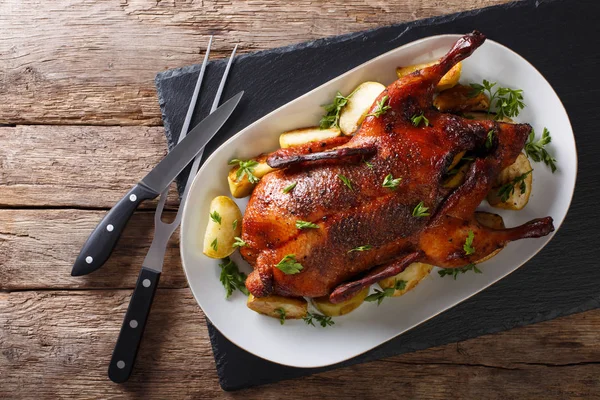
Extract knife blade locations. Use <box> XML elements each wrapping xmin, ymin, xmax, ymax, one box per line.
<box><xmin>71</xmin><ymin>91</ymin><xmax>243</xmax><ymax>277</ymax></box>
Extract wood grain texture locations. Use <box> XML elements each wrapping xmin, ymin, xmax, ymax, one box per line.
<box><xmin>0</xmin><ymin>209</ymin><xmax>187</xmax><ymax>291</ymax></box>
<box><xmin>0</xmin><ymin>126</ymin><xmax>180</xmax><ymax>208</ymax></box>
<box><xmin>1</xmin><ymin>289</ymin><xmax>599</xmax><ymax>399</ymax></box>
<box><xmin>0</xmin><ymin>0</ymin><xmax>510</xmax><ymax>126</ymax></box>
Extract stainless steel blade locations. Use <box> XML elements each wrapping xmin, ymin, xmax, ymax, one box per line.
<box><xmin>140</xmin><ymin>91</ymin><xmax>243</xmax><ymax>194</ymax></box>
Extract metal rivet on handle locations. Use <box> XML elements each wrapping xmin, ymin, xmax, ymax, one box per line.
<box><xmin>85</xmin><ymin>256</ymin><xmax>93</xmax><ymax>264</ymax></box>
<box><xmin>129</xmin><ymin>194</ymin><xmax>137</xmax><ymax>202</ymax></box>
<box><xmin>106</xmin><ymin>224</ymin><xmax>114</xmax><ymax>232</ymax></box>
<box><xmin>116</xmin><ymin>360</ymin><xmax>125</xmax><ymax>369</ymax></box>
<box><xmin>142</xmin><ymin>279</ymin><xmax>151</xmax><ymax>288</ymax></box>
<box><xmin>129</xmin><ymin>320</ymin><xmax>138</xmax><ymax>328</ymax></box>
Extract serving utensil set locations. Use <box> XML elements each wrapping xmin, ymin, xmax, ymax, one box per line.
<box><xmin>71</xmin><ymin>37</ymin><xmax>241</xmax><ymax>383</ymax></box>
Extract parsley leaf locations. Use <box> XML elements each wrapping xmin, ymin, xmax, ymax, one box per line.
<box><xmin>296</xmin><ymin>220</ymin><xmax>319</xmax><ymax>230</ymax></box>
<box><xmin>209</xmin><ymin>210</ymin><xmax>222</xmax><ymax>225</ymax></box>
<box><xmin>524</xmin><ymin>128</ymin><xmax>557</xmax><ymax>173</ymax></box>
<box><xmin>469</xmin><ymin>79</ymin><xmax>525</xmax><ymax>120</ymax></box>
<box><xmin>275</xmin><ymin>308</ymin><xmax>286</xmax><ymax>325</ymax></box>
<box><xmin>412</xmin><ymin>201</ymin><xmax>430</xmax><ymax>217</ymax></box>
<box><xmin>275</xmin><ymin>254</ymin><xmax>303</xmax><ymax>275</ymax></box>
<box><xmin>218</xmin><ymin>257</ymin><xmax>249</xmax><ymax>298</ymax></box>
<box><xmin>320</xmin><ymin>91</ymin><xmax>351</xmax><ymax>129</ymax></box>
<box><xmin>364</xmin><ymin>159</ymin><xmax>374</xmax><ymax>169</ymax></box>
<box><xmin>463</xmin><ymin>230</ymin><xmax>475</xmax><ymax>255</ymax></box>
<box><xmin>365</xmin><ymin>280</ymin><xmax>407</xmax><ymax>305</ymax></box>
<box><xmin>348</xmin><ymin>245</ymin><xmax>373</xmax><ymax>253</ymax></box>
<box><xmin>229</xmin><ymin>158</ymin><xmax>260</xmax><ymax>184</ymax></box>
<box><xmin>303</xmin><ymin>312</ymin><xmax>335</xmax><ymax>328</ymax></box>
<box><xmin>232</xmin><ymin>219</ymin><xmax>238</xmax><ymax>230</ymax></box>
<box><xmin>232</xmin><ymin>236</ymin><xmax>247</xmax><ymax>248</ymax></box>
<box><xmin>497</xmin><ymin>169</ymin><xmax>533</xmax><ymax>202</ymax></box>
<box><xmin>367</xmin><ymin>95</ymin><xmax>391</xmax><ymax>118</ymax></box>
<box><xmin>485</xmin><ymin>130</ymin><xmax>494</xmax><ymax>150</ymax></box>
<box><xmin>438</xmin><ymin>263</ymin><xmax>482</xmax><ymax>280</ymax></box>
<box><xmin>210</xmin><ymin>238</ymin><xmax>218</xmax><ymax>251</ymax></box>
<box><xmin>382</xmin><ymin>173</ymin><xmax>402</xmax><ymax>189</ymax></box>
<box><xmin>410</xmin><ymin>112</ymin><xmax>430</xmax><ymax>127</ymax></box>
<box><xmin>283</xmin><ymin>182</ymin><xmax>297</xmax><ymax>193</ymax></box>
<box><xmin>338</xmin><ymin>174</ymin><xmax>353</xmax><ymax>190</ymax></box>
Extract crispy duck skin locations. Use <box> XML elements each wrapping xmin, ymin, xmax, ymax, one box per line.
<box><xmin>240</xmin><ymin>31</ymin><xmax>554</xmax><ymax>303</ymax></box>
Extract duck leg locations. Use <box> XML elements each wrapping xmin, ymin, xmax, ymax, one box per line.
<box><xmin>329</xmin><ymin>251</ymin><xmax>422</xmax><ymax>303</ymax></box>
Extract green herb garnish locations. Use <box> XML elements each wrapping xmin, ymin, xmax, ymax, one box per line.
<box><xmin>438</xmin><ymin>263</ymin><xmax>482</xmax><ymax>280</ymax></box>
<box><xmin>412</xmin><ymin>201</ymin><xmax>430</xmax><ymax>217</ymax></box>
<box><xmin>210</xmin><ymin>210</ymin><xmax>222</xmax><ymax>225</ymax></box>
<box><xmin>524</xmin><ymin>128</ymin><xmax>557</xmax><ymax>173</ymax></box>
<box><xmin>296</xmin><ymin>220</ymin><xmax>319</xmax><ymax>230</ymax></box>
<box><xmin>410</xmin><ymin>112</ymin><xmax>430</xmax><ymax>127</ymax></box>
<box><xmin>338</xmin><ymin>174</ymin><xmax>353</xmax><ymax>190</ymax></box>
<box><xmin>364</xmin><ymin>160</ymin><xmax>374</xmax><ymax>169</ymax></box>
<box><xmin>367</xmin><ymin>95</ymin><xmax>391</xmax><ymax>118</ymax></box>
<box><xmin>275</xmin><ymin>308</ymin><xmax>286</xmax><ymax>325</ymax></box>
<box><xmin>320</xmin><ymin>91</ymin><xmax>351</xmax><ymax>129</ymax></box>
<box><xmin>382</xmin><ymin>173</ymin><xmax>402</xmax><ymax>189</ymax></box>
<box><xmin>497</xmin><ymin>170</ymin><xmax>533</xmax><ymax>202</ymax></box>
<box><xmin>283</xmin><ymin>182</ymin><xmax>297</xmax><ymax>193</ymax></box>
<box><xmin>232</xmin><ymin>219</ymin><xmax>238</xmax><ymax>230</ymax></box>
<box><xmin>233</xmin><ymin>236</ymin><xmax>247</xmax><ymax>248</ymax></box>
<box><xmin>219</xmin><ymin>257</ymin><xmax>249</xmax><ymax>298</ymax></box>
<box><xmin>303</xmin><ymin>312</ymin><xmax>335</xmax><ymax>328</ymax></box>
<box><xmin>348</xmin><ymin>245</ymin><xmax>373</xmax><ymax>253</ymax></box>
<box><xmin>469</xmin><ymin>79</ymin><xmax>525</xmax><ymax>120</ymax></box>
<box><xmin>210</xmin><ymin>238</ymin><xmax>218</xmax><ymax>251</ymax></box>
<box><xmin>275</xmin><ymin>254</ymin><xmax>304</xmax><ymax>275</ymax></box>
<box><xmin>365</xmin><ymin>280</ymin><xmax>407</xmax><ymax>305</ymax></box>
<box><xmin>229</xmin><ymin>158</ymin><xmax>260</xmax><ymax>183</ymax></box>
<box><xmin>485</xmin><ymin>130</ymin><xmax>494</xmax><ymax>150</ymax></box>
<box><xmin>463</xmin><ymin>230</ymin><xmax>475</xmax><ymax>255</ymax></box>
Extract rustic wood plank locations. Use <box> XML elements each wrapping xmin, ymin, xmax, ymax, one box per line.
<box><xmin>0</xmin><ymin>209</ymin><xmax>187</xmax><ymax>290</ymax></box>
<box><xmin>1</xmin><ymin>289</ymin><xmax>599</xmax><ymax>398</ymax></box>
<box><xmin>0</xmin><ymin>125</ymin><xmax>179</xmax><ymax>208</ymax></box>
<box><xmin>0</xmin><ymin>0</ymin><xmax>510</xmax><ymax>126</ymax></box>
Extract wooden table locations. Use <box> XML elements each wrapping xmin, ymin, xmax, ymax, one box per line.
<box><xmin>2</xmin><ymin>1</ymin><xmax>599</xmax><ymax>398</ymax></box>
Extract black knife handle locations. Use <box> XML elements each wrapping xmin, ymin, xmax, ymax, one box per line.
<box><xmin>108</xmin><ymin>267</ymin><xmax>160</xmax><ymax>383</ymax></box>
<box><xmin>71</xmin><ymin>184</ymin><xmax>158</xmax><ymax>276</ymax></box>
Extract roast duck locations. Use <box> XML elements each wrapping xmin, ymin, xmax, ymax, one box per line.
<box><xmin>240</xmin><ymin>31</ymin><xmax>554</xmax><ymax>303</ymax></box>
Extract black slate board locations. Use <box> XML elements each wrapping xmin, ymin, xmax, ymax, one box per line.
<box><xmin>155</xmin><ymin>0</ymin><xmax>600</xmax><ymax>391</ymax></box>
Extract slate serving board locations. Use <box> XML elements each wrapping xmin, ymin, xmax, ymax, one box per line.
<box><xmin>155</xmin><ymin>0</ymin><xmax>600</xmax><ymax>391</ymax></box>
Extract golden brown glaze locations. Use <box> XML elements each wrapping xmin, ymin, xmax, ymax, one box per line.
<box><xmin>240</xmin><ymin>31</ymin><xmax>554</xmax><ymax>303</ymax></box>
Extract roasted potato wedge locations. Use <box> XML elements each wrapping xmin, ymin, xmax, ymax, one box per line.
<box><xmin>487</xmin><ymin>153</ymin><xmax>533</xmax><ymax>210</ymax></box>
<box><xmin>447</xmin><ymin>151</ymin><xmax>466</xmax><ymax>172</ymax></box>
<box><xmin>434</xmin><ymin>84</ymin><xmax>490</xmax><ymax>113</ymax></box>
<box><xmin>228</xmin><ymin>154</ymin><xmax>276</xmax><ymax>198</ymax></box>
<box><xmin>311</xmin><ymin>286</ymin><xmax>369</xmax><ymax>317</ymax></box>
<box><xmin>474</xmin><ymin>211</ymin><xmax>506</xmax><ymax>263</ymax></box>
<box><xmin>396</xmin><ymin>61</ymin><xmax>462</xmax><ymax>91</ymax></box>
<box><xmin>378</xmin><ymin>262</ymin><xmax>433</xmax><ymax>297</ymax></box>
<box><xmin>463</xmin><ymin>111</ymin><xmax>514</xmax><ymax>123</ymax></box>
<box><xmin>279</xmin><ymin>127</ymin><xmax>341</xmax><ymax>148</ymax></box>
<box><xmin>202</xmin><ymin>196</ymin><xmax>243</xmax><ymax>259</ymax></box>
<box><xmin>443</xmin><ymin>162</ymin><xmax>470</xmax><ymax>189</ymax></box>
<box><xmin>339</xmin><ymin>81</ymin><xmax>386</xmax><ymax>135</ymax></box>
<box><xmin>247</xmin><ymin>294</ymin><xmax>308</xmax><ymax>320</ymax></box>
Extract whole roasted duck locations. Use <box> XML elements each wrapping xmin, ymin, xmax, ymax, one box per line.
<box><xmin>241</xmin><ymin>31</ymin><xmax>554</xmax><ymax>303</ymax></box>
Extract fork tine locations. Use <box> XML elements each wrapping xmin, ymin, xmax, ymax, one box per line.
<box><xmin>210</xmin><ymin>44</ymin><xmax>238</xmax><ymax>113</ymax></box>
<box><xmin>178</xmin><ymin>35</ymin><xmax>213</xmax><ymax>145</ymax></box>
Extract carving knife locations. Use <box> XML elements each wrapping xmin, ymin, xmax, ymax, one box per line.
<box><xmin>71</xmin><ymin>91</ymin><xmax>243</xmax><ymax>276</ymax></box>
